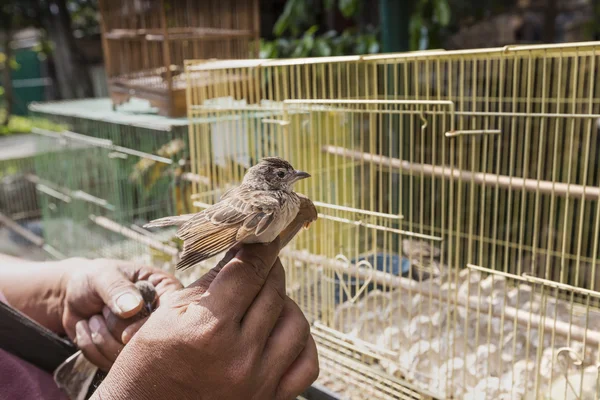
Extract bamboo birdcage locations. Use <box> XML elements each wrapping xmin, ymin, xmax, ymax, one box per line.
<box><xmin>98</xmin><ymin>0</ymin><xmax>260</xmax><ymax>117</ymax></box>
<box><xmin>185</xmin><ymin>42</ymin><xmax>600</xmax><ymax>399</ymax></box>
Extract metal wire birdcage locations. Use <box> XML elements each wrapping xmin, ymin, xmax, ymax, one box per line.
<box><xmin>0</xmin><ymin>135</ymin><xmax>53</xmax><ymax>260</ymax></box>
<box><xmin>99</xmin><ymin>0</ymin><xmax>260</xmax><ymax>117</ymax></box>
<box><xmin>184</xmin><ymin>42</ymin><xmax>600</xmax><ymax>399</ymax></box>
<box><xmin>0</xmin><ymin>99</ymin><xmax>204</xmax><ymax>284</ymax></box>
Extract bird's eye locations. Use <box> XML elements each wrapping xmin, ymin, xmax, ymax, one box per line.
<box><xmin>277</xmin><ymin>170</ymin><xmax>286</xmax><ymax>178</ymax></box>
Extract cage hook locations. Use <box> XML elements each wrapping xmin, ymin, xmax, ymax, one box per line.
<box><xmin>556</xmin><ymin>347</ymin><xmax>584</xmax><ymax>367</ymax></box>
<box><xmin>419</xmin><ymin>108</ymin><xmax>428</xmax><ymax>135</ymax></box>
<box><xmin>334</xmin><ymin>254</ymin><xmax>374</xmax><ymax>304</ymax></box>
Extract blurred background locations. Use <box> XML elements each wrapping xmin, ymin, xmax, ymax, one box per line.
<box><xmin>1</xmin><ymin>0</ymin><xmax>599</xmax><ymax>131</ymax></box>
<box><xmin>2</xmin><ymin>2</ymin><xmax>600</xmax><ymax>399</ymax></box>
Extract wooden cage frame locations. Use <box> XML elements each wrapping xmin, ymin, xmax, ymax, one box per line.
<box><xmin>98</xmin><ymin>0</ymin><xmax>260</xmax><ymax>117</ymax></box>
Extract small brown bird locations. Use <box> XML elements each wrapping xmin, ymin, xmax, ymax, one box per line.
<box><xmin>144</xmin><ymin>157</ymin><xmax>318</xmax><ymax>270</ymax></box>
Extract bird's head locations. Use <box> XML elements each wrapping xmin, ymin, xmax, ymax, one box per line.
<box><xmin>243</xmin><ymin>157</ymin><xmax>311</xmax><ymax>192</ymax></box>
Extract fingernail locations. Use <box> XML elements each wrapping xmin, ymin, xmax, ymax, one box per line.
<box><xmin>102</xmin><ymin>306</ymin><xmax>111</xmax><ymax>320</ymax></box>
<box><xmin>75</xmin><ymin>321</ymin><xmax>86</xmax><ymax>343</ymax></box>
<box><xmin>89</xmin><ymin>316</ymin><xmax>101</xmax><ymax>335</ymax></box>
<box><xmin>115</xmin><ymin>292</ymin><xmax>142</xmax><ymax>314</ymax></box>
<box><xmin>122</xmin><ymin>330</ymin><xmax>132</xmax><ymax>345</ymax></box>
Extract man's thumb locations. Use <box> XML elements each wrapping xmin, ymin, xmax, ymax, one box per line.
<box><xmin>95</xmin><ymin>268</ymin><xmax>144</xmax><ymax>318</ymax></box>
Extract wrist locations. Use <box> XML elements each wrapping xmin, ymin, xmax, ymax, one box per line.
<box><xmin>36</xmin><ymin>258</ymin><xmax>79</xmax><ymax>335</ymax></box>
<box><xmin>0</xmin><ymin>257</ymin><xmax>76</xmax><ymax>334</ymax></box>
<box><xmin>53</xmin><ymin>257</ymin><xmax>87</xmax><ymax>333</ymax></box>
<box><xmin>92</xmin><ymin>345</ymin><xmax>169</xmax><ymax>400</ymax></box>
<box><xmin>91</xmin><ymin>370</ymin><xmax>145</xmax><ymax>400</ymax></box>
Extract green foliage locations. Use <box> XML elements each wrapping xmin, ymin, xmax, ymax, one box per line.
<box><xmin>261</xmin><ymin>26</ymin><xmax>379</xmax><ymax>59</ymax></box>
<box><xmin>0</xmin><ymin>109</ymin><xmax>66</xmax><ymax>136</ymax></box>
<box><xmin>337</xmin><ymin>0</ymin><xmax>361</xmax><ymax>18</ymax></box>
<box><xmin>67</xmin><ymin>0</ymin><xmax>100</xmax><ymax>37</ymax></box>
<box><xmin>273</xmin><ymin>0</ymin><xmax>315</xmax><ymax>37</ymax></box>
<box><xmin>0</xmin><ymin>1</ymin><xmax>38</xmax><ymax>30</ymax></box>
<box><xmin>263</xmin><ymin>0</ymin><xmax>378</xmax><ymax>59</ymax></box>
<box><xmin>409</xmin><ymin>0</ymin><xmax>452</xmax><ymax>50</ymax></box>
<box><xmin>582</xmin><ymin>0</ymin><xmax>600</xmax><ymax>39</ymax></box>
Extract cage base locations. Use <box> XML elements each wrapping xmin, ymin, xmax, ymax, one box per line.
<box><xmin>109</xmin><ymin>84</ymin><xmax>187</xmax><ymax>118</ymax></box>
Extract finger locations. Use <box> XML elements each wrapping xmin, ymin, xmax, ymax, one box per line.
<box><xmin>91</xmin><ymin>267</ymin><xmax>144</xmax><ymax>318</ymax></box>
<box><xmin>276</xmin><ymin>335</ymin><xmax>319</xmax><ymax>400</ymax></box>
<box><xmin>121</xmin><ymin>318</ymin><xmax>147</xmax><ymax>345</ymax></box>
<box><xmin>101</xmin><ymin>306</ymin><xmax>146</xmax><ymax>345</ymax></box>
<box><xmin>279</xmin><ymin>196</ymin><xmax>317</xmax><ymax>249</ymax></box>
<box><xmin>88</xmin><ymin>315</ymin><xmax>124</xmax><ymax>362</ymax></box>
<box><xmin>103</xmin><ymin>306</ymin><xmax>125</xmax><ymax>341</ymax></box>
<box><xmin>242</xmin><ymin>258</ymin><xmax>286</xmax><ymax>346</ymax></box>
<box><xmin>263</xmin><ymin>298</ymin><xmax>310</xmax><ymax>377</ymax></box>
<box><xmin>150</xmin><ymin>274</ymin><xmax>184</xmax><ymax>297</ymax></box>
<box><xmin>170</xmin><ymin>247</ymin><xmax>238</xmax><ymax>309</ymax></box>
<box><xmin>62</xmin><ymin>310</ymin><xmax>81</xmax><ymax>341</ymax></box>
<box><xmin>133</xmin><ymin>267</ymin><xmax>183</xmax><ymax>296</ymax></box>
<box><xmin>201</xmin><ymin>239</ymin><xmax>280</xmax><ymax>321</ymax></box>
<box><xmin>75</xmin><ymin>320</ymin><xmax>113</xmax><ymax>372</ymax></box>
<box><xmin>185</xmin><ymin>247</ymin><xmax>239</xmax><ymax>292</ymax></box>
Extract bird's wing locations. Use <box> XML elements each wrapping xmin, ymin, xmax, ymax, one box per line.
<box><xmin>219</xmin><ymin>186</ymin><xmax>236</xmax><ymax>200</ymax></box>
<box><xmin>206</xmin><ymin>193</ymin><xmax>318</xmax><ymax>271</ymax></box>
<box><xmin>175</xmin><ymin>187</ymin><xmax>280</xmax><ymax>270</ymax></box>
<box><xmin>279</xmin><ymin>193</ymin><xmax>318</xmax><ymax>249</ymax></box>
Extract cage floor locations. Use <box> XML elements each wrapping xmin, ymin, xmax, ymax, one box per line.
<box><xmin>312</xmin><ymin>324</ymin><xmax>431</xmax><ymax>400</ymax></box>
<box><xmin>323</xmin><ymin>257</ymin><xmax>600</xmax><ymax>400</ymax></box>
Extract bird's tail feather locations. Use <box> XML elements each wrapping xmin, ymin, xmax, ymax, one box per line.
<box><xmin>143</xmin><ymin>214</ymin><xmax>195</xmax><ymax>229</ymax></box>
<box><xmin>176</xmin><ymin>226</ymin><xmax>239</xmax><ymax>270</ymax></box>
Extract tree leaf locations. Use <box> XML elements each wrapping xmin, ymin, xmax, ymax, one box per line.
<box><xmin>409</xmin><ymin>14</ymin><xmax>423</xmax><ymax>51</ymax></box>
<box><xmin>273</xmin><ymin>0</ymin><xmax>297</xmax><ymax>36</ymax></box>
<box><xmin>338</xmin><ymin>0</ymin><xmax>359</xmax><ymax>18</ymax></box>
<box><xmin>9</xmin><ymin>58</ymin><xmax>20</xmax><ymax>70</ymax></box>
<box><xmin>289</xmin><ymin>37</ymin><xmax>308</xmax><ymax>58</ymax></box>
<box><xmin>322</xmin><ymin>30</ymin><xmax>337</xmax><ymax>40</ymax></box>
<box><xmin>305</xmin><ymin>25</ymin><xmax>319</xmax><ymax>37</ymax></box>
<box><xmin>314</xmin><ymin>39</ymin><xmax>332</xmax><ymax>57</ymax></box>
<box><xmin>367</xmin><ymin>37</ymin><xmax>379</xmax><ymax>54</ymax></box>
<box><xmin>434</xmin><ymin>0</ymin><xmax>451</xmax><ymax>26</ymax></box>
<box><xmin>259</xmin><ymin>40</ymin><xmax>276</xmax><ymax>59</ymax></box>
<box><xmin>301</xmin><ymin>35</ymin><xmax>315</xmax><ymax>55</ymax></box>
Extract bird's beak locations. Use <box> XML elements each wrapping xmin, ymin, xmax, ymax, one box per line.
<box><xmin>291</xmin><ymin>170</ymin><xmax>311</xmax><ymax>183</ymax></box>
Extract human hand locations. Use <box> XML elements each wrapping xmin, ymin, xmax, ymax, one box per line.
<box><xmin>93</xmin><ymin>239</ymin><xmax>319</xmax><ymax>400</ymax></box>
<box><xmin>60</xmin><ymin>258</ymin><xmax>183</xmax><ymax>371</ymax></box>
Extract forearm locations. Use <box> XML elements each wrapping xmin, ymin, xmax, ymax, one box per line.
<box><xmin>0</xmin><ymin>254</ymin><xmax>71</xmax><ymax>334</ymax></box>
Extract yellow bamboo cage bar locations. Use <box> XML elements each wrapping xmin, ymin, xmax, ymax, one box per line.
<box><xmin>184</xmin><ymin>42</ymin><xmax>600</xmax><ymax>399</ymax></box>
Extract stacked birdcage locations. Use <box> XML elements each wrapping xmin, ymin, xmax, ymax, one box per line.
<box><xmin>0</xmin><ymin>135</ymin><xmax>54</xmax><ymax>260</ymax></box>
<box><xmin>184</xmin><ymin>42</ymin><xmax>600</xmax><ymax>399</ymax></box>
<box><xmin>16</xmin><ymin>99</ymin><xmax>202</xmax><ymax>281</ymax></box>
<box><xmin>98</xmin><ymin>0</ymin><xmax>260</xmax><ymax>117</ymax></box>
